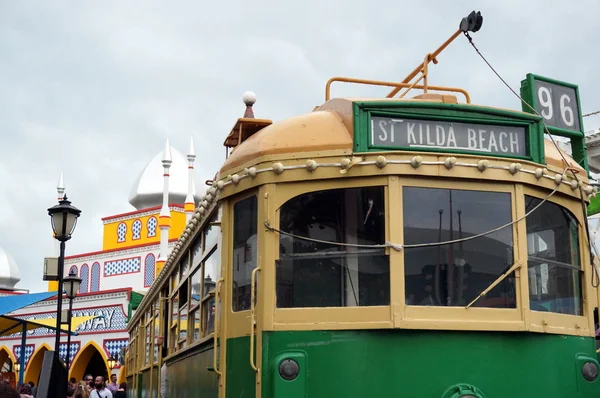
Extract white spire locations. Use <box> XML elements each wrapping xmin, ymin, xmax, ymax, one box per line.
<box><xmin>184</xmin><ymin>136</ymin><xmax>196</xmax><ymax>223</ymax></box>
<box><xmin>158</xmin><ymin>138</ymin><xmax>172</xmax><ymax>266</ymax></box>
<box><xmin>162</xmin><ymin>138</ymin><xmax>172</xmax><ymax>163</ymax></box>
<box><xmin>57</xmin><ymin>172</ymin><xmax>65</xmax><ymax>201</ymax></box>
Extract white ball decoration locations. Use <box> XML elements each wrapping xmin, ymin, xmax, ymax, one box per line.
<box><xmin>444</xmin><ymin>157</ymin><xmax>456</xmax><ymax>170</ymax></box>
<box><xmin>243</xmin><ymin>91</ymin><xmax>257</xmax><ymax>106</ymax></box>
<box><xmin>375</xmin><ymin>156</ymin><xmax>387</xmax><ymax>168</ymax></box>
<box><xmin>306</xmin><ymin>159</ymin><xmax>318</xmax><ymax>171</ymax></box>
<box><xmin>273</xmin><ymin>162</ymin><xmax>284</xmax><ymax>174</ymax></box>
<box><xmin>554</xmin><ymin>174</ymin><xmax>563</xmax><ymax>185</ymax></box>
<box><xmin>411</xmin><ymin>156</ymin><xmax>422</xmax><ymax>168</ymax></box>
<box><xmin>508</xmin><ymin>163</ymin><xmax>521</xmax><ymax>175</ymax></box>
<box><xmin>477</xmin><ymin>159</ymin><xmax>489</xmax><ymax>172</ymax></box>
<box><xmin>570</xmin><ymin>180</ymin><xmax>579</xmax><ymax>190</ymax></box>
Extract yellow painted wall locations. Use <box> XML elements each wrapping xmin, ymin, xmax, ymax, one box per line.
<box><xmin>102</xmin><ymin>210</ymin><xmax>188</xmax><ymax>251</ymax></box>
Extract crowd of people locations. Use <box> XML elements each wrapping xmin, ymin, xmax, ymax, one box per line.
<box><xmin>0</xmin><ymin>373</ymin><xmax>126</xmax><ymax>398</ymax></box>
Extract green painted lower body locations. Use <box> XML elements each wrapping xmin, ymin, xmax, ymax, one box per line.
<box><xmin>225</xmin><ymin>330</ymin><xmax>600</xmax><ymax>398</ymax></box>
<box><xmin>165</xmin><ymin>342</ymin><xmax>218</xmax><ymax>397</ymax></box>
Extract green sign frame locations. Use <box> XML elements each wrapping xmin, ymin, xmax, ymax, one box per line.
<box><xmin>520</xmin><ymin>73</ymin><xmax>588</xmax><ymax>172</ymax></box>
<box><xmin>353</xmin><ymin>101</ymin><xmax>544</xmax><ymax>163</ymax></box>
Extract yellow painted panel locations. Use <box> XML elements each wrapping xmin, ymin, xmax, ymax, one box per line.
<box><xmin>102</xmin><ymin>209</ymin><xmax>188</xmax><ymax>251</ymax></box>
<box><xmin>272</xmin><ymin>306</ymin><xmax>391</xmax><ymax>330</ymax></box>
<box><xmin>47</xmin><ymin>281</ymin><xmax>58</xmax><ymax>292</ymax></box>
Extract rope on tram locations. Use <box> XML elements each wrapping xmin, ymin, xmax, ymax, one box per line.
<box><xmin>463</xmin><ymin>32</ymin><xmax>600</xmax><ymax>288</ymax></box>
<box><xmin>264</xmin><ymin>171</ymin><xmax>565</xmax><ymax>251</ymax></box>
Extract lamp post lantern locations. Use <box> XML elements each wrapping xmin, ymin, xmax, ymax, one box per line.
<box><xmin>47</xmin><ymin>195</ymin><xmax>81</xmax><ymax>363</ymax></box>
<box><xmin>63</xmin><ymin>269</ymin><xmax>81</xmax><ymax>373</ymax></box>
<box><xmin>107</xmin><ymin>355</ymin><xmax>118</xmax><ymax>377</ymax></box>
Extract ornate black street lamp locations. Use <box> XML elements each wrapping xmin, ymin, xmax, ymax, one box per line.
<box><xmin>47</xmin><ymin>195</ymin><xmax>81</xmax><ymax>361</ymax></box>
<box><xmin>63</xmin><ymin>269</ymin><xmax>82</xmax><ymax>373</ymax></box>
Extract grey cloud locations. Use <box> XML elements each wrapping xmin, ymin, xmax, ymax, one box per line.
<box><xmin>0</xmin><ymin>1</ymin><xmax>598</xmax><ymax>292</ymax></box>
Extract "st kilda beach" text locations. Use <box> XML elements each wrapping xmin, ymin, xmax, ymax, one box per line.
<box><xmin>370</xmin><ymin>116</ymin><xmax>527</xmax><ymax>157</ymax></box>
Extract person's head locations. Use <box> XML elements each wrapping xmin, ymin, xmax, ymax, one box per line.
<box><xmin>0</xmin><ymin>381</ymin><xmax>19</xmax><ymax>398</ymax></box>
<box><xmin>28</xmin><ymin>381</ymin><xmax>34</xmax><ymax>388</ymax></box>
<box><xmin>84</xmin><ymin>374</ymin><xmax>93</xmax><ymax>384</ymax></box>
<box><xmin>75</xmin><ymin>382</ymin><xmax>90</xmax><ymax>398</ymax></box>
<box><xmin>70</xmin><ymin>377</ymin><xmax>76</xmax><ymax>384</ymax></box>
<box><xmin>19</xmin><ymin>383</ymin><xmax>32</xmax><ymax>395</ymax></box>
<box><xmin>94</xmin><ymin>376</ymin><xmax>105</xmax><ymax>390</ymax></box>
<box><xmin>119</xmin><ymin>382</ymin><xmax>127</xmax><ymax>391</ymax></box>
<box><xmin>110</xmin><ymin>374</ymin><xmax>117</xmax><ymax>383</ymax></box>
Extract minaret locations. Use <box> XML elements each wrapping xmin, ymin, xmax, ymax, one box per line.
<box><xmin>184</xmin><ymin>137</ymin><xmax>196</xmax><ymax>224</ymax></box>
<box><xmin>156</xmin><ymin>139</ymin><xmax>172</xmax><ymax>277</ymax></box>
<box><xmin>48</xmin><ymin>172</ymin><xmax>65</xmax><ymax>292</ymax></box>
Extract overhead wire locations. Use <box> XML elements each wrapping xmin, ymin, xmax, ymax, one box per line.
<box><xmin>462</xmin><ymin>31</ymin><xmax>599</xmax><ymax>287</ymax></box>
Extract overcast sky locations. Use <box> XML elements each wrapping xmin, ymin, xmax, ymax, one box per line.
<box><xmin>1</xmin><ymin>1</ymin><xmax>599</xmax><ymax>292</ymax></box>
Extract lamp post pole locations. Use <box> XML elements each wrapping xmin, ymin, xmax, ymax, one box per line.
<box><xmin>63</xmin><ymin>269</ymin><xmax>81</xmax><ymax>373</ymax></box>
<box><xmin>65</xmin><ymin>291</ymin><xmax>73</xmax><ymax>370</ymax></box>
<box><xmin>54</xmin><ymin>240</ymin><xmax>66</xmax><ymax>360</ymax></box>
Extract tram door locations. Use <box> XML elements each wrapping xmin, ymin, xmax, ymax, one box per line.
<box><xmin>224</xmin><ymin>193</ymin><xmax>263</xmax><ymax>397</ymax></box>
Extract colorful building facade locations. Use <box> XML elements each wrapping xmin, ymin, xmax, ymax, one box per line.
<box><xmin>0</xmin><ymin>138</ymin><xmax>202</xmax><ymax>385</ymax></box>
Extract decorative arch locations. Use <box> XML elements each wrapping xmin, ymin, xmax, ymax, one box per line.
<box><xmin>0</xmin><ymin>345</ymin><xmax>16</xmax><ymax>371</ymax></box>
<box><xmin>144</xmin><ymin>253</ymin><xmax>156</xmax><ymax>288</ymax></box>
<box><xmin>70</xmin><ymin>341</ymin><xmax>110</xmax><ymax>382</ymax></box>
<box><xmin>147</xmin><ymin>217</ymin><xmax>157</xmax><ymax>237</ymax></box>
<box><xmin>117</xmin><ymin>223</ymin><xmax>127</xmax><ymax>242</ymax></box>
<box><xmin>90</xmin><ymin>262</ymin><xmax>100</xmax><ymax>292</ymax></box>
<box><xmin>68</xmin><ymin>265</ymin><xmax>78</xmax><ymax>275</ymax></box>
<box><xmin>24</xmin><ymin>343</ymin><xmax>51</xmax><ymax>386</ymax></box>
<box><xmin>132</xmin><ymin>219</ymin><xmax>142</xmax><ymax>240</ymax></box>
<box><xmin>80</xmin><ymin>264</ymin><xmax>89</xmax><ymax>294</ymax></box>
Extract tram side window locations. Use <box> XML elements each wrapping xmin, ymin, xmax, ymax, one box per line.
<box><xmin>403</xmin><ymin>187</ymin><xmax>515</xmax><ymax>308</ymax></box>
<box><xmin>232</xmin><ymin>196</ymin><xmax>258</xmax><ymax>312</ymax></box>
<box><xmin>525</xmin><ymin>196</ymin><xmax>582</xmax><ymax>316</ymax></box>
<box><xmin>276</xmin><ymin>186</ymin><xmax>389</xmax><ymax>308</ymax></box>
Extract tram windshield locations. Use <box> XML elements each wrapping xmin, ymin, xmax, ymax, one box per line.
<box><xmin>525</xmin><ymin>196</ymin><xmax>582</xmax><ymax>315</ymax></box>
<box><xmin>403</xmin><ymin>187</ymin><xmax>515</xmax><ymax>308</ymax></box>
<box><xmin>276</xmin><ymin>186</ymin><xmax>390</xmax><ymax>308</ymax></box>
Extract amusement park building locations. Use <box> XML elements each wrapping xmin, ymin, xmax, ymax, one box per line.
<box><xmin>0</xmin><ymin>139</ymin><xmax>203</xmax><ymax>386</ymax></box>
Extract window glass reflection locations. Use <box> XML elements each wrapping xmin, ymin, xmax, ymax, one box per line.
<box><xmin>277</xmin><ymin>186</ymin><xmax>389</xmax><ymax>308</ymax></box>
<box><xmin>526</xmin><ymin>196</ymin><xmax>582</xmax><ymax>315</ymax></box>
<box><xmin>403</xmin><ymin>187</ymin><xmax>515</xmax><ymax>308</ymax></box>
<box><xmin>232</xmin><ymin>196</ymin><xmax>258</xmax><ymax>312</ymax></box>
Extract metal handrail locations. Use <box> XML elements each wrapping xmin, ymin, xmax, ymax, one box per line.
<box><xmin>212</xmin><ymin>278</ymin><xmax>224</xmax><ymax>377</ymax></box>
<box><xmin>249</xmin><ymin>266</ymin><xmax>262</xmax><ymax>373</ymax></box>
<box><xmin>325</xmin><ymin>77</ymin><xmax>470</xmax><ymax>103</ymax></box>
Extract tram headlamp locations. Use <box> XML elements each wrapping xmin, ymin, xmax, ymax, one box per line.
<box><xmin>582</xmin><ymin>361</ymin><xmax>599</xmax><ymax>382</ymax></box>
<box><xmin>278</xmin><ymin>358</ymin><xmax>300</xmax><ymax>381</ymax></box>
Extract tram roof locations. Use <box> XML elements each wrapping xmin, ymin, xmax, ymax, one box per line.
<box><xmin>220</xmin><ymin>96</ymin><xmax>586</xmax><ymax>177</ymax></box>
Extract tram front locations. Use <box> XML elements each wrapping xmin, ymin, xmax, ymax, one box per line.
<box><xmin>216</xmin><ymin>86</ymin><xmax>600</xmax><ymax>398</ymax></box>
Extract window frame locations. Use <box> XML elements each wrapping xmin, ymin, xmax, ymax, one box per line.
<box><xmin>271</xmin><ymin>177</ymin><xmax>393</xmax><ymax>330</ymax></box>
<box><xmin>521</xmin><ymin>185</ymin><xmax>593</xmax><ymax>335</ymax></box>
<box><xmin>397</xmin><ymin>177</ymin><xmax>524</xmax><ymax>330</ymax></box>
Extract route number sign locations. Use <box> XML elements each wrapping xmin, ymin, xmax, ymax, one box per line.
<box><xmin>520</xmin><ymin>73</ymin><xmax>588</xmax><ymax>172</ymax></box>
<box><xmin>520</xmin><ymin>73</ymin><xmax>584</xmax><ymax>136</ymax></box>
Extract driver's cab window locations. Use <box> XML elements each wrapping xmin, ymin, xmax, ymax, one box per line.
<box><xmin>525</xmin><ymin>195</ymin><xmax>582</xmax><ymax>315</ymax></box>
<box><xmin>232</xmin><ymin>195</ymin><xmax>258</xmax><ymax>312</ymax></box>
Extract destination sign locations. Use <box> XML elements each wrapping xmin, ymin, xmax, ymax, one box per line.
<box><xmin>370</xmin><ymin>116</ymin><xmax>527</xmax><ymax>157</ymax></box>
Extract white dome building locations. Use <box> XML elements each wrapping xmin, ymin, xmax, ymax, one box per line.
<box><xmin>128</xmin><ymin>144</ymin><xmax>204</xmax><ymax>211</ymax></box>
<box><xmin>0</xmin><ymin>247</ymin><xmax>21</xmax><ymax>290</ymax></box>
